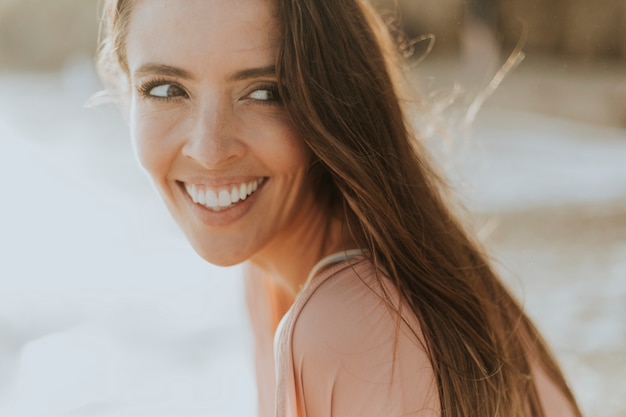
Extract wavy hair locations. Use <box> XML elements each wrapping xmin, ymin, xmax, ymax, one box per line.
<box><xmin>97</xmin><ymin>1</ymin><xmax>583</xmax><ymax>416</ymax></box>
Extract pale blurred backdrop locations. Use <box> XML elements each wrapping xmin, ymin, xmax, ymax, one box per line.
<box><xmin>0</xmin><ymin>1</ymin><xmax>625</xmax><ymax>416</ymax></box>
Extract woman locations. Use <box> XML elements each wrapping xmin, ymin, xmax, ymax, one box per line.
<box><xmin>97</xmin><ymin>0</ymin><xmax>583</xmax><ymax>416</ymax></box>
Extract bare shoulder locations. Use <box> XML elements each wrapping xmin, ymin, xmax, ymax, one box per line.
<box><xmin>289</xmin><ymin>259</ymin><xmax>439</xmax><ymax>416</ymax></box>
<box><xmin>292</xmin><ymin>260</ymin><xmax>408</xmax><ymax>361</ymax></box>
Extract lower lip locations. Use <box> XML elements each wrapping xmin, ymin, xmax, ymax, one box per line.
<box><xmin>178</xmin><ymin>180</ymin><xmax>267</xmax><ymax>227</ymax></box>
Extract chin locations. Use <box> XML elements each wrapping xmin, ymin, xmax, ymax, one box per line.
<box><xmin>189</xmin><ymin>240</ymin><xmax>250</xmax><ymax>268</ymax></box>
<box><xmin>201</xmin><ymin>255</ymin><xmax>244</xmax><ymax>268</ymax></box>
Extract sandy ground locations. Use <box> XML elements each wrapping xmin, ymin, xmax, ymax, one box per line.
<box><xmin>0</xmin><ymin>55</ymin><xmax>625</xmax><ymax>416</ymax></box>
<box><xmin>464</xmin><ymin>118</ymin><xmax>626</xmax><ymax>417</ymax></box>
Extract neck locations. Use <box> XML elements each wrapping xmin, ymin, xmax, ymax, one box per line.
<box><xmin>249</xmin><ymin>208</ymin><xmax>353</xmax><ymax>297</ymax></box>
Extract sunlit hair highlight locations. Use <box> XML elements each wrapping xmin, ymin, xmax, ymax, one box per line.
<box><xmin>96</xmin><ymin>0</ymin><xmax>134</xmax><ymax>94</ymax></box>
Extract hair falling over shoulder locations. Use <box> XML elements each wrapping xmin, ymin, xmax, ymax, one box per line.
<box><xmin>96</xmin><ymin>0</ymin><xmax>583</xmax><ymax>415</ymax></box>
<box><xmin>273</xmin><ymin>0</ymin><xmax>583</xmax><ymax>416</ymax></box>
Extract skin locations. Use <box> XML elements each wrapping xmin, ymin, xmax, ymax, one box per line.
<box><xmin>125</xmin><ymin>0</ymin><xmax>351</xmax><ymax>295</ymax></box>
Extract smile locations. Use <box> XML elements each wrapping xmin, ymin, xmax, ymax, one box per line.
<box><xmin>184</xmin><ymin>178</ymin><xmax>266</xmax><ymax>212</ymax></box>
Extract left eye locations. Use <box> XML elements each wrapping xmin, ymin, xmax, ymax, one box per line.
<box><xmin>248</xmin><ymin>88</ymin><xmax>280</xmax><ymax>102</ymax></box>
<box><xmin>149</xmin><ymin>84</ymin><xmax>186</xmax><ymax>98</ymax></box>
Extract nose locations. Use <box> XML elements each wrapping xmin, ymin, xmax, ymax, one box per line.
<box><xmin>181</xmin><ymin>96</ymin><xmax>246</xmax><ymax>168</ymax></box>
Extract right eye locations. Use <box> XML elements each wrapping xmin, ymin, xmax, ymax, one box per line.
<box><xmin>138</xmin><ymin>80</ymin><xmax>188</xmax><ymax>101</ymax></box>
<box><xmin>148</xmin><ymin>83</ymin><xmax>186</xmax><ymax>98</ymax></box>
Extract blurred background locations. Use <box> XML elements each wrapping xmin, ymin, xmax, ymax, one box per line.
<box><xmin>0</xmin><ymin>0</ymin><xmax>625</xmax><ymax>416</ymax></box>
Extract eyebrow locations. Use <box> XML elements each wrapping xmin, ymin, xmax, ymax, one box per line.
<box><xmin>228</xmin><ymin>65</ymin><xmax>276</xmax><ymax>81</ymax></box>
<box><xmin>132</xmin><ymin>63</ymin><xmax>276</xmax><ymax>82</ymax></box>
<box><xmin>133</xmin><ymin>63</ymin><xmax>193</xmax><ymax>80</ymax></box>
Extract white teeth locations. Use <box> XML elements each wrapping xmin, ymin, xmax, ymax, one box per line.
<box><xmin>206</xmin><ymin>189</ymin><xmax>218</xmax><ymax>206</ymax></box>
<box><xmin>218</xmin><ymin>189</ymin><xmax>231</xmax><ymax>206</ymax></box>
<box><xmin>186</xmin><ymin>184</ymin><xmax>198</xmax><ymax>203</ymax></box>
<box><xmin>231</xmin><ymin>187</ymin><xmax>240</xmax><ymax>203</ymax></box>
<box><xmin>185</xmin><ymin>178</ymin><xmax>264</xmax><ymax>211</ymax></box>
<box><xmin>197</xmin><ymin>188</ymin><xmax>207</xmax><ymax>205</ymax></box>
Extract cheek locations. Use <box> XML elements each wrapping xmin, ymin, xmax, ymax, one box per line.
<box><xmin>130</xmin><ymin>102</ymin><xmax>182</xmax><ymax>181</ymax></box>
<box><xmin>131</xmin><ymin>121</ymin><xmax>160</xmax><ymax>177</ymax></box>
<box><xmin>262</xmin><ymin>123</ymin><xmax>312</xmax><ymax>173</ymax></box>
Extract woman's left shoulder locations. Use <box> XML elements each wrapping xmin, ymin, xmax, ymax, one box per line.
<box><xmin>292</xmin><ymin>258</ymin><xmax>427</xmax><ymax>359</ymax></box>
<box><xmin>292</xmin><ymin>258</ymin><xmax>401</xmax><ymax>356</ymax></box>
<box><xmin>286</xmin><ymin>259</ymin><xmax>439</xmax><ymax>416</ymax></box>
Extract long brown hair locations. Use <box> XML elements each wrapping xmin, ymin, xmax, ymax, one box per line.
<box><xmin>97</xmin><ymin>0</ymin><xmax>582</xmax><ymax>416</ymax></box>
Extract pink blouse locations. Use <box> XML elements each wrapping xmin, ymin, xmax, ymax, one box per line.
<box><xmin>245</xmin><ymin>256</ymin><xmax>577</xmax><ymax>417</ymax></box>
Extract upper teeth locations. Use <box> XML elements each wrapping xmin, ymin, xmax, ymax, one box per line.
<box><xmin>184</xmin><ymin>178</ymin><xmax>264</xmax><ymax>211</ymax></box>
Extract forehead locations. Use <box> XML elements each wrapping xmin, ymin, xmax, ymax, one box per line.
<box><xmin>125</xmin><ymin>0</ymin><xmax>279</xmax><ymax>76</ymax></box>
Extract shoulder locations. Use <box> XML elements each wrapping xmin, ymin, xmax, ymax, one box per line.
<box><xmin>292</xmin><ymin>259</ymin><xmax>399</xmax><ymax>361</ymax></box>
<box><xmin>289</xmin><ymin>258</ymin><xmax>439</xmax><ymax>416</ymax></box>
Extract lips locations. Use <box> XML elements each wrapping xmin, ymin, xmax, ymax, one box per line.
<box><xmin>183</xmin><ymin>178</ymin><xmax>266</xmax><ymax>211</ymax></box>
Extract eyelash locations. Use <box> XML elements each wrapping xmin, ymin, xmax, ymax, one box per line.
<box><xmin>136</xmin><ymin>78</ymin><xmax>188</xmax><ymax>102</ymax></box>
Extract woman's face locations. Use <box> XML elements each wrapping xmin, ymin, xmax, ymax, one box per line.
<box><xmin>125</xmin><ymin>0</ymin><xmax>318</xmax><ymax>266</ymax></box>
